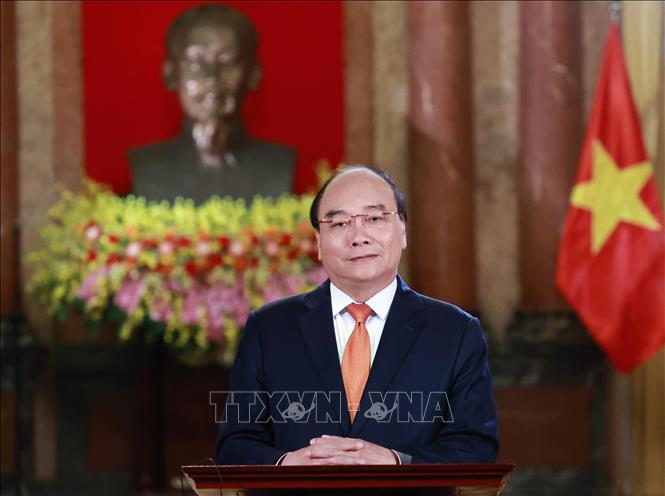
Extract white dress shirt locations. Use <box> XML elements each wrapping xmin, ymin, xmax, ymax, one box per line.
<box><xmin>330</xmin><ymin>278</ymin><xmax>397</xmax><ymax>366</ymax></box>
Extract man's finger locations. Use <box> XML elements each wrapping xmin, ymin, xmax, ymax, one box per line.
<box><xmin>309</xmin><ymin>445</ymin><xmax>347</xmax><ymax>459</ymax></box>
<box><xmin>309</xmin><ymin>453</ymin><xmax>364</xmax><ymax>465</ymax></box>
<box><xmin>313</xmin><ymin>435</ymin><xmax>363</xmax><ymax>450</ymax></box>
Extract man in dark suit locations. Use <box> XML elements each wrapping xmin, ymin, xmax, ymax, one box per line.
<box><xmin>214</xmin><ymin>165</ymin><xmax>498</xmax><ymax>465</ymax></box>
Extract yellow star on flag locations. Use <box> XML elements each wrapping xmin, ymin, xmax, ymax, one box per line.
<box><xmin>570</xmin><ymin>139</ymin><xmax>661</xmax><ymax>254</ymax></box>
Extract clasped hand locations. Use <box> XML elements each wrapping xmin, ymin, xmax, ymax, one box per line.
<box><xmin>280</xmin><ymin>435</ymin><xmax>397</xmax><ymax>465</ymax></box>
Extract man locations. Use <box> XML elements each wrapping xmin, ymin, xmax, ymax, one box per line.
<box><xmin>129</xmin><ymin>4</ymin><xmax>295</xmax><ymax>204</ymax></box>
<box><xmin>214</xmin><ymin>166</ymin><xmax>498</xmax><ymax>465</ymax></box>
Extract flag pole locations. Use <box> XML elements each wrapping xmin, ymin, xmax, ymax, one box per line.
<box><xmin>608</xmin><ymin>4</ymin><xmax>632</xmax><ymax>491</ymax></box>
<box><xmin>608</xmin><ymin>1</ymin><xmax>621</xmax><ymax>25</ymax></box>
<box><xmin>605</xmin><ymin>6</ymin><xmax>632</xmax><ymax>495</ymax></box>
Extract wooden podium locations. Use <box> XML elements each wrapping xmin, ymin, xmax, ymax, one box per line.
<box><xmin>182</xmin><ymin>464</ymin><xmax>515</xmax><ymax>495</ymax></box>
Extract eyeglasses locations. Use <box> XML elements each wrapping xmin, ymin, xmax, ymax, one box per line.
<box><xmin>317</xmin><ymin>211</ymin><xmax>398</xmax><ymax>233</ymax></box>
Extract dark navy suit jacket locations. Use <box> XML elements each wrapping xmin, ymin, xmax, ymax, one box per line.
<box><xmin>214</xmin><ymin>276</ymin><xmax>498</xmax><ymax>465</ymax></box>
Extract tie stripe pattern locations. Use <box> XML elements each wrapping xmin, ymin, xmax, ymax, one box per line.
<box><xmin>342</xmin><ymin>303</ymin><xmax>373</xmax><ymax>422</ymax></box>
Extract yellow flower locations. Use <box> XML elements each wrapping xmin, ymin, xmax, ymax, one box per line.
<box><xmin>26</xmin><ymin>179</ymin><xmax>324</xmax><ymax>365</ymax></box>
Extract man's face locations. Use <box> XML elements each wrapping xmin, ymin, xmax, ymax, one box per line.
<box><xmin>315</xmin><ymin>170</ymin><xmax>407</xmax><ymax>295</ymax></box>
<box><xmin>174</xmin><ymin>24</ymin><xmax>250</xmax><ymax>123</ymax></box>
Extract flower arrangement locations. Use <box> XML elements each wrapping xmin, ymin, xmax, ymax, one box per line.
<box><xmin>27</xmin><ymin>181</ymin><xmax>327</xmax><ymax>366</ymax></box>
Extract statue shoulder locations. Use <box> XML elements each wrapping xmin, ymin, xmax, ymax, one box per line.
<box><xmin>128</xmin><ymin>138</ymin><xmax>195</xmax><ymax>201</ymax></box>
<box><xmin>127</xmin><ymin>138</ymin><xmax>189</xmax><ymax>173</ymax></box>
<box><xmin>245</xmin><ymin>139</ymin><xmax>297</xmax><ymax>170</ymax></box>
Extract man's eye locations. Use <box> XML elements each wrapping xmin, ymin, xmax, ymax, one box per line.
<box><xmin>332</xmin><ymin>221</ymin><xmax>348</xmax><ymax>229</ymax></box>
<box><xmin>367</xmin><ymin>216</ymin><xmax>383</xmax><ymax>223</ymax></box>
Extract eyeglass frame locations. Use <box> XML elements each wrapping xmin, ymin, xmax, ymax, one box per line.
<box><xmin>316</xmin><ymin>210</ymin><xmax>399</xmax><ymax>230</ymax></box>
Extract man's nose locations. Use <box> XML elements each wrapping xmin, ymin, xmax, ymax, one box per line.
<box><xmin>349</xmin><ymin>219</ymin><xmax>371</xmax><ymax>246</ymax></box>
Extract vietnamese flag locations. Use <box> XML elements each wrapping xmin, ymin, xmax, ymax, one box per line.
<box><xmin>556</xmin><ymin>24</ymin><xmax>665</xmax><ymax>373</ymax></box>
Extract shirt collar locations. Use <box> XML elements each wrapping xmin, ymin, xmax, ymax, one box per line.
<box><xmin>330</xmin><ymin>278</ymin><xmax>398</xmax><ymax>321</ymax></box>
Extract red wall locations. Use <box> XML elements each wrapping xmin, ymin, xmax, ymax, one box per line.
<box><xmin>82</xmin><ymin>1</ymin><xmax>344</xmax><ymax>195</ymax></box>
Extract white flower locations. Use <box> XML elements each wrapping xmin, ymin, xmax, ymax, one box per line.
<box><xmin>125</xmin><ymin>241</ymin><xmax>142</xmax><ymax>259</ymax></box>
<box><xmin>229</xmin><ymin>240</ymin><xmax>244</xmax><ymax>256</ymax></box>
<box><xmin>85</xmin><ymin>224</ymin><xmax>101</xmax><ymax>242</ymax></box>
<box><xmin>196</xmin><ymin>241</ymin><xmax>211</xmax><ymax>256</ymax></box>
<box><xmin>159</xmin><ymin>241</ymin><xmax>174</xmax><ymax>256</ymax></box>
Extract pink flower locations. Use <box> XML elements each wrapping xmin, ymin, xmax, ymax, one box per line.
<box><xmin>166</xmin><ymin>278</ymin><xmax>182</xmax><ymax>293</ymax></box>
<box><xmin>114</xmin><ymin>278</ymin><xmax>146</xmax><ymax>315</ymax></box>
<box><xmin>202</xmin><ymin>282</ymin><xmax>251</xmax><ymax>331</ymax></box>
<box><xmin>306</xmin><ymin>266</ymin><xmax>328</xmax><ymax>286</ymax></box>
<box><xmin>261</xmin><ymin>273</ymin><xmax>311</xmax><ymax>305</ymax></box>
<box><xmin>262</xmin><ymin>284</ymin><xmax>282</xmax><ymax>304</ymax></box>
<box><xmin>232</xmin><ymin>292</ymin><xmax>251</xmax><ymax>327</ymax></box>
<box><xmin>264</xmin><ymin>241</ymin><xmax>279</xmax><ymax>257</ymax></box>
<box><xmin>76</xmin><ymin>267</ymin><xmax>108</xmax><ymax>302</ymax></box>
<box><xmin>181</xmin><ymin>286</ymin><xmax>201</xmax><ymax>326</ymax></box>
<box><xmin>284</xmin><ymin>274</ymin><xmax>306</xmax><ymax>294</ymax></box>
<box><xmin>298</xmin><ymin>238</ymin><xmax>313</xmax><ymax>253</ymax></box>
<box><xmin>149</xmin><ymin>297</ymin><xmax>173</xmax><ymax>323</ymax></box>
<box><xmin>203</xmin><ymin>285</ymin><xmax>226</xmax><ymax>338</ymax></box>
<box><xmin>262</xmin><ymin>274</ymin><xmax>287</xmax><ymax>304</ymax></box>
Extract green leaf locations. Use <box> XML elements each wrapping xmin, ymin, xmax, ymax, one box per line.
<box><xmin>84</xmin><ymin>318</ymin><xmax>102</xmax><ymax>335</ymax></box>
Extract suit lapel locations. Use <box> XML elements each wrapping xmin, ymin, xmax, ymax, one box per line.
<box><xmin>349</xmin><ymin>276</ymin><xmax>427</xmax><ymax>437</ymax></box>
<box><xmin>297</xmin><ymin>281</ymin><xmax>350</xmax><ymax>434</ymax></box>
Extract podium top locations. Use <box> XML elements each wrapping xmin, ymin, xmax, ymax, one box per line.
<box><xmin>182</xmin><ymin>463</ymin><xmax>515</xmax><ymax>491</ymax></box>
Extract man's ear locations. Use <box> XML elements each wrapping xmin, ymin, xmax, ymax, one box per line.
<box><xmin>163</xmin><ymin>60</ymin><xmax>177</xmax><ymax>90</ymax></box>
<box><xmin>247</xmin><ymin>61</ymin><xmax>262</xmax><ymax>91</ymax></box>
<box><xmin>315</xmin><ymin>231</ymin><xmax>322</xmax><ymax>261</ymax></box>
<box><xmin>400</xmin><ymin>219</ymin><xmax>407</xmax><ymax>249</ymax></box>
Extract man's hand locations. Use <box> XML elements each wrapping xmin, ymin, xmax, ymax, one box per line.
<box><xmin>282</xmin><ymin>435</ymin><xmax>397</xmax><ymax>465</ymax></box>
<box><xmin>279</xmin><ymin>445</ymin><xmax>318</xmax><ymax>466</ymax></box>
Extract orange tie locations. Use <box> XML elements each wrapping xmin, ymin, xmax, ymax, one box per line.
<box><xmin>342</xmin><ymin>303</ymin><xmax>373</xmax><ymax>423</ymax></box>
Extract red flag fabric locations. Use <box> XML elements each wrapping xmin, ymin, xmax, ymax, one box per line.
<box><xmin>556</xmin><ymin>24</ymin><xmax>665</xmax><ymax>373</ymax></box>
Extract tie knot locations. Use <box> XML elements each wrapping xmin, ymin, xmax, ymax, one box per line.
<box><xmin>346</xmin><ymin>303</ymin><xmax>373</xmax><ymax>323</ymax></box>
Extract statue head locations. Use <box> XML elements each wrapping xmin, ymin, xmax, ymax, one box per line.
<box><xmin>162</xmin><ymin>4</ymin><xmax>262</xmax><ymax>125</ymax></box>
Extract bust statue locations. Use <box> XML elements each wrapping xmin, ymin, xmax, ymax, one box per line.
<box><xmin>128</xmin><ymin>4</ymin><xmax>296</xmax><ymax>204</ymax></box>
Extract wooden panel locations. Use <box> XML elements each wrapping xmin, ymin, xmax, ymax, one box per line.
<box><xmin>182</xmin><ymin>463</ymin><xmax>515</xmax><ymax>491</ymax></box>
<box><xmin>87</xmin><ymin>389</ymin><xmax>136</xmax><ymax>471</ymax></box>
<box><xmin>0</xmin><ymin>392</ymin><xmax>16</xmax><ymax>475</ymax></box>
<box><xmin>494</xmin><ymin>386</ymin><xmax>591</xmax><ymax>467</ymax></box>
<box><xmin>164</xmin><ymin>361</ymin><xmax>228</xmax><ymax>484</ymax></box>
<box><xmin>33</xmin><ymin>362</ymin><xmax>57</xmax><ymax>480</ymax></box>
<box><xmin>55</xmin><ymin>314</ymin><xmax>119</xmax><ymax>346</ymax></box>
<box><xmin>1</xmin><ymin>0</ymin><xmax>19</xmax><ymax>316</ymax></box>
